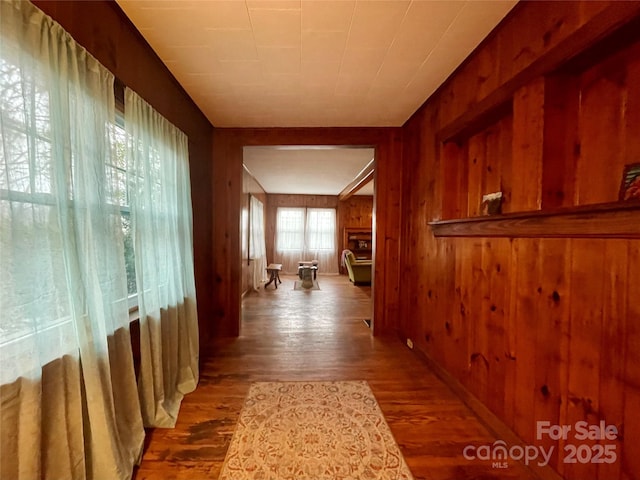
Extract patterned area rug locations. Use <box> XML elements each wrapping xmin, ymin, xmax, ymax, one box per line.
<box><xmin>218</xmin><ymin>381</ymin><xmax>414</xmax><ymax>480</ymax></box>
<box><xmin>293</xmin><ymin>280</ymin><xmax>320</xmax><ymax>290</ymax></box>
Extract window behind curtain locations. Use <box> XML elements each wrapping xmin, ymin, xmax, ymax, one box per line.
<box><xmin>274</xmin><ymin>207</ymin><xmax>338</xmax><ymax>274</ymax></box>
<box><xmin>0</xmin><ymin>2</ymin><xmax>145</xmax><ymax>477</ymax></box>
<box><xmin>306</xmin><ymin>208</ymin><xmax>336</xmax><ymax>251</ymax></box>
<box><xmin>276</xmin><ymin>207</ymin><xmax>305</xmax><ymax>252</ymax></box>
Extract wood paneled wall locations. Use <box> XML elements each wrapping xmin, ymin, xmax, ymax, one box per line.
<box><xmin>33</xmin><ymin>1</ymin><xmax>216</xmax><ymax>349</ymax></box>
<box><xmin>212</xmin><ymin>128</ymin><xmax>402</xmax><ymax>337</ymax></box>
<box><xmin>338</xmin><ymin>196</ymin><xmax>374</xmax><ymax>251</ymax></box>
<box><xmin>400</xmin><ymin>2</ymin><xmax>640</xmax><ymax>480</ymax></box>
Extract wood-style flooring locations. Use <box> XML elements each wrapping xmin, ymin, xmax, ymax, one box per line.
<box><xmin>133</xmin><ymin>274</ymin><xmax>538</xmax><ymax>480</ymax></box>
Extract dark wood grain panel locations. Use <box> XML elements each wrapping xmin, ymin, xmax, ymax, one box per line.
<box><xmin>511</xmin><ymin>78</ymin><xmax>544</xmax><ymax>211</ymax></box>
<box><xmin>482</xmin><ymin>238</ymin><xmax>510</xmax><ymax>419</ymax></box>
<box><xmin>596</xmin><ymin>240</ymin><xmax>628</xmax><ymax>480</ymax></box>
<box><xmin>401</xmin><ymin>4</ymin><xmax>640</xmax><ymax>480</ymax></box>
<box><xmin>563</xmin><ymin>239</ymin><xmax>605</xmax><ymax>480</ymax></box>
<box><xmin>436</xmin><ymin>1</ymin><xmax>640</xmax><ymax>139</ymax></box>
<box><xmin>542</xmin><ymin>74</ymin><xmax>580</xmax><ymax>208</ymax></box>
<box><xmin>510</xmin><ymin>239</ymin><xmax>540</xmax><ymax>444</ymax></box>
<box><xmin>534</xmin><ymin>239</ymin><xmax>571</xmax><ymax>474</ymax></box>
<box><xmin>466</xmin><ymin>131</ymin><xmax>487</xmax><ymax>217</ymax></box>
<box><xmin>441</xmin><ymin>141</ymin><xmax>467</xmax><ymax>220</ymax></box>
<box><xmin>622</xmin><ymin>241</ymin><xmax>640</xmax><ymax>480</ymax></box>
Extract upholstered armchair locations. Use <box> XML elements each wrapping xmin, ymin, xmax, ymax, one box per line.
<box><xmin>343</xmin><ymin>250</ymin><xmax>372</xmax><ymax>285</ymax></box>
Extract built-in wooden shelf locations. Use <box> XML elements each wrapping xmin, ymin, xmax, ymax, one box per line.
<box><xmin>344</xmin><ymin>227</ymin><xmax>372</xmax><ymax>259</ymax></box>
<box><xmin>429</xmin><ymin>200</ymin><xmax>640</xmax><ymax>238</ymax></box>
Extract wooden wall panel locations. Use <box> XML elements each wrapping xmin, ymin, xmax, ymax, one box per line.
<box><xmin>542</xmin><ymin>74</ymin><xmax>580</xmax><ymax>208</ymax></box>
<box><xmin>564</xmin><ymin>239</ymin><xmax>605</xmax><ymax>480</ymax></box>
<box><xmin>400</xmin><ymin>3</ymin><xmax>640</xmax><ymax>480</ymax></box>
<box><xmin>211</xmin><ymin>130</ymin><xmax>243</xmax><ymax>337</ymax></box>
<box><xmin>466</xmin><ymin>135</ymin><xmax>486</xmax><ymax>217</ymax></box>
<box><xmin>511</xmin><ymin>78</ymin><xmax>544</xmax><ymax>211</ymax></box>
<box><xmin>622</xmin><ymin>241</ymin><xmax>640</xmax><ymax>480</ymax></box>
<box><xmin>575</xmin><ymin>41</ymin><xmax>640</xmax><ymax>205</ymax></box>
<box><xmin>337</xmin><ymin>196</ymin><xmax>373</xmax><ymax>273</ymax></box>
<box><xmin>338</xmin><ymin>196</ymin><xmax>373</xmax><ymax>238</ymax></box>
<box><xmin>374</xmin><ymin>129</ymin><xmax>404</xmax><ymax>335</ymax></box>
<box><xmin>597</xmin><ymin>240</ymin><xmax>628</xmax><ymax>480</ymax></box>
<box><xmin>441</xmin><ymin>142</ymin><xmax>467</xmax><ymax>220</ymax></box>
<box><xmin>481</xmin><ymin>238</ymin><xmax>510</xmax><ymax>419</ymax></box>
<box><xmin>534</xmin><ymin>239</ymin><xmax>571</xmax><ymax>472</ymax></box>
<box><xmin>510</xmin><ymin>239</ymin><xmax>540</xmax><ymax>444</ymax></box>
<box><xmin>33</xmin><ymin>1</ymin><xmax>215</xmax><ymax>349</ymax></box>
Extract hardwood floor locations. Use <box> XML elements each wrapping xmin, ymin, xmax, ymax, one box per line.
<box><xmin>133</xmin><ymin>274</ymin><xmax>538</xmax><ymax>480</ymax></box>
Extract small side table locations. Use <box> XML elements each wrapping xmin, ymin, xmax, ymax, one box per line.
<box><xmin>298</xmin><ymin>260</ymin><xmax>319</xmax><ymax>279</ymax></box>
<box><xmin>265</xmin><ymin>263</ymin><xmax>282</xmax><ymax>289</ymax></box>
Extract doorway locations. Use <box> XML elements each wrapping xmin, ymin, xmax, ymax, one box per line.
<box><xmin>240</xmin><ymin>145</ymin><xmax>375</xmax><ymax>331</ymax></box>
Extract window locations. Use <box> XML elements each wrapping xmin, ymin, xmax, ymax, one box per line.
<box><xmin>0</xmin><ymin>57</ymin><xmax>137</xmax><ymax>357</ymax></box>
<box><xmin>0</xmin><ymin>14</ymin><xmax>132</xmax><ymax>386</ymax></box>
<box><xmin>276</xmin><ymin>207</ymin><xmax>305</xmax><ymax>252</ymax></box>
<box><xmin>109</xmin><ymin>120</ymin><xmax>137</xmax><ymax>303</ymax></box>
<box><xmin>274</xmin><ymin>206</ymin><xmax>337</xmax><ymax>274</ymax></box>
<box><xmin>275</xmin><ymin>207</ymin><xmax>336</xmax><ymax>252</ymax></box>
<box><xmin>306</xmin><ymin>208</ymin><xmax>336</xmax><ymax>251</ymax></box>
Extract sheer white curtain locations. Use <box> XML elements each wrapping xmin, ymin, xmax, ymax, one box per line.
<box><xmin>274</xmin><ymin>207</ymin><xmax>338</xmax><ymax>274</ymax></box>
<box><xmin>275</xmin><ymin>207</ymin><xmax>305</xmax><ymax>273</ymax></box>
<box><xmin>0</xmin><ymin>1</ymin><xmax>144</xmax><ymax>479</ymax></box>
<box><xmin>249</xmin><ymin>195</ymin><xmax>267</xmax><ymax>290</ymax></box>
<box><xmin>125</xmin><ymin>89</ymin><xmax>199</xmax><ymax>428</ymax></box>
<box><xmin>305</xmin><ymin>208</ymin><xmax>338</xmax><ymax>274</ymax></box>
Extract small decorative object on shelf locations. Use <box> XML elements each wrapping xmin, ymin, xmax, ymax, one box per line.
<box><xmin>619</xmin><ymin>163</ymin><xmax>640</xmax><ymax>201</ymax></box>
<box><xmin>481</xmin><ymin>191</ymin><xmax>503</xmax><ymax>215</ymax></box>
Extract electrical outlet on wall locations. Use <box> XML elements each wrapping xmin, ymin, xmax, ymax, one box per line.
<box><xmin>406</xmin><ymin>338</ymin><xmax>413</xmax><ymax>349</ymax></box>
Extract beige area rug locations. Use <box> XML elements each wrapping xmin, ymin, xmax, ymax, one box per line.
<box><xmin>293</xmin><ymin>280</ymin><xmax>320</xmax><ymax>290</ymax></box>
<box><xmin>218</xmin><ymin>381</ymin><xmax>414</xmax><ymax>480</ymax></box>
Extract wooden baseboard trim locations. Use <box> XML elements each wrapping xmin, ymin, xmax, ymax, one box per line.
<box><xmin>410</xmin><ymin>344</ymin><xmax>564</xmax><ymax>480</ymax></box>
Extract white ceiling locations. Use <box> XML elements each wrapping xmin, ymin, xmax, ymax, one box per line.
<box><xmin>244</xmin><ymin>146</ymin><xmax>375</xmax><ymax>195</ymax></box>
<box><xmin>115</xmin><ymin>0</ymin><xmax>517</xmax><ymax>194</ymax></box>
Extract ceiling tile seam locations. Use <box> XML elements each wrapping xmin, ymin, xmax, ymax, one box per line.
<box><xmin>335</xmin><ymin>0</ymin><xmax>358</xmax><ymax>99</ymax></box>
<box><xmin>365</xmin><ymin>0</ymin><xmax>414</xmax><ymax>101</ymax></box>
<box><xmin>403</xmin><ymin>0</ymin><xmax>469</xmax><ymax>93</ymax></box>
<box><xmin>299</xmin><ymin>2</ymin><xmax>301</xmax><ymax>87</ymax></box>
<box><xmin>244</xmin><ymin>0</ymin><xmax>262</xmax><ymax>86</ymax></box>
<box><xmin>247</xmin><ymin>4</ymin><xmax>301</xmax><ymax>12</ymax></box>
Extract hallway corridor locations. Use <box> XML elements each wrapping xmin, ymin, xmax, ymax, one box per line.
<box><xmin>134</xmin><ymin>275</ymin><xmax>538</xmax><ymax>480</ymax></box>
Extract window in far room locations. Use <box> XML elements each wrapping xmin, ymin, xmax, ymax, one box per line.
<box><xmin>276</xmin><ymin>207</ymin><xmax>305</xmax><ymax>252</ymax></box>
<box><xmin>305</xmin><ymin>208</ymin><xmax>335</xmax><ymax>251</ymax></box>
<box><xmin>275</xmin><ymin>206</ymin><xmax>338</xmax><ymax>274</ymax></box>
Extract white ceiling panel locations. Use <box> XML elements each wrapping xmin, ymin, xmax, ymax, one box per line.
<box><xmin>117</xmin><ymin>0</ymin><xmax>516</xmax><ymax>128</ymax></box>
<box><xmin>116</xmin><ymin>0</ymin><xmax>517</xmax><ymax>194</ymax></box>
<box><xmin>243</xmin><ymin>147</ymin><xmax>375</xmax><ymax>195</ymax></box>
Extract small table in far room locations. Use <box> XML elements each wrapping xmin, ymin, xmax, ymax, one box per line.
<box><xmin>298</xmin><ymin>260</ymin><xmax>318</xmax><ymax>279</ymax></box>
<box><xmin>265</xmin><ymin>263</ymin><xmax>282</xmax><ymax>289</ymax></box>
